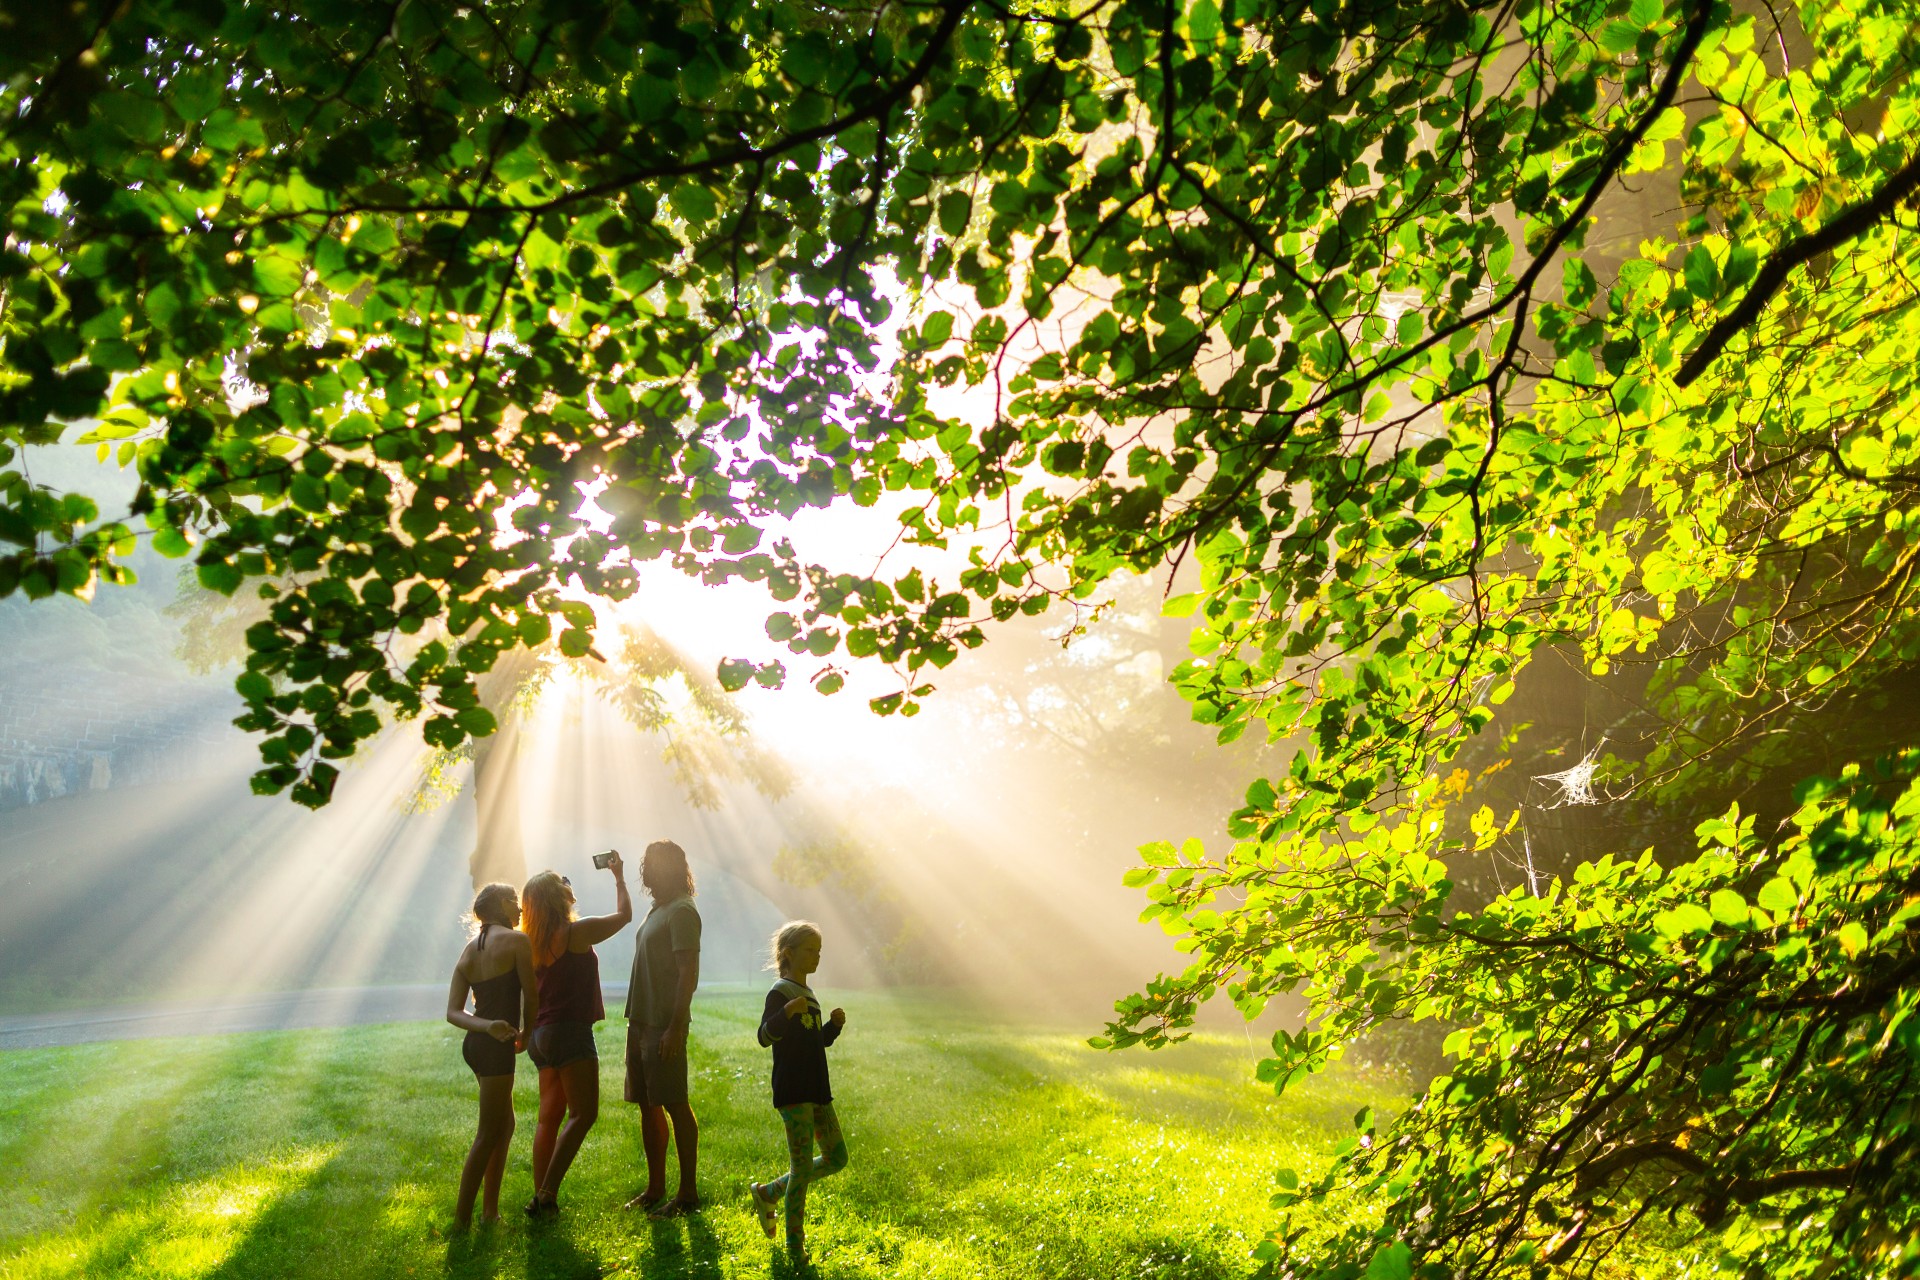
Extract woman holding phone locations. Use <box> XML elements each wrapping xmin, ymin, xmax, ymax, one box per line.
<box><xmin>520</xmin><ymin>851</ymin><xmax>631</xmax><ymax>1217</ymax></box>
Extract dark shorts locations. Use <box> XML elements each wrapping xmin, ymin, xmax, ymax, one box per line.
<box><xmin>624</xmin><ymin>1022</ymin><xmax>689</xmax><ymax>1108</ymax></box>
<box><xmin>462</xmin><ymin>1030</ymin><xmax>516</xmax><ymax>1079</ymax></box>
<box><xmin>529</xmin><ymin>1020</ymin><xmax>598</xmax><ymax>1072</ymax></box>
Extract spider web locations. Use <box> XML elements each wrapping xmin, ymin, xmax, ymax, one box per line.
<box><xmin>1534</xmin><ymin>737</ymin><xmax>1611</xmax><ymax>808</ymax></box>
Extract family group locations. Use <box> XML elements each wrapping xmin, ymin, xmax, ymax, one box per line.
<box><xmin>444</xmin><ymin>839</ymin><xmax>847</xmax><ymax>1262</ymax></box>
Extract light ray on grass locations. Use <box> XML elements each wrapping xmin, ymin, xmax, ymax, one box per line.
<box><xmin>1</xmin><ymin>1144</ymin><xmax>337</xmax><ymax>1280</ymax></box>
<box><xmin>0</xmin><ymin>993</ymin><xmax>1396</xmax><ymax>1280</ymax></box>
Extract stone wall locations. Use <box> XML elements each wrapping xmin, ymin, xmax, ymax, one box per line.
<box><xmin>0</xmin><ymin>672</ymin><xmax>243</xmax><ymax>810</ymax></box>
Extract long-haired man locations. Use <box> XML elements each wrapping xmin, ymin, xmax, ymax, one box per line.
<box><xmin>622</xmin><ymin>839</ymin><xmax>702</xmax><ymax>1216</ymax></box>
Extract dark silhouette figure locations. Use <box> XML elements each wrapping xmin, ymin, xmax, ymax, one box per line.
<box><xmin>521</xmin><ymin>855</ymin><xmax>631</xmax><ymax>1216</ymax></box>
<box><xmin>444</xmin><ymin>882</ymin><xmax>535</xmax><ymax>1228</ymax></box>
<box><xmin>750</xmin><ymin>920</ymin><xmax>850</xmax><ymax>1264</ymax></box>
<box><xmin>623</xmin><ymin>839</ymin><xmax>704</xmax><ymax>1218</ymax></box>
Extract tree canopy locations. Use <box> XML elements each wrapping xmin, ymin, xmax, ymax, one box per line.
<box><xmin>6</xmin><ymin>0</ymin><xmax>1920</xmax><ymax>1273</ymax></box>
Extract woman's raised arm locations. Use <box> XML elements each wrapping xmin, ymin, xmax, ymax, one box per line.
<box><xmin>570</xmin><ymin>851</ymin><xmax>632</xmax><ymax>947</ymax></box>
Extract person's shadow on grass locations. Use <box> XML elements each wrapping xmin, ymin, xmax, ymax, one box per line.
<box><xmin>647</xmin><ymin>1210</ymin><xmax>723</xmax><ymax>1279</ymax></box>
<box><xmin>523</xmin><ymin>1222</ymin><xmax>604</xmax><ymax>1280</ymax></box>
<box><xmin>438</xmin><ymin>1220</ymin><xmax>604</xmax><ymax>1280</ymax></box>
<box><xmin>441</xmin><ymin>1225</ymin><xmax>516</xmax><ymax>1280</ymax></box>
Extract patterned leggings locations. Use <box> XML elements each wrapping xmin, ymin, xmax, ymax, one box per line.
<box><xmin>763</xmin><ymin>1101</ymin><xmax>849</xmax><ymax>1247</ymax></box>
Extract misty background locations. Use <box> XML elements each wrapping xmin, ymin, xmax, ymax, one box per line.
<box><xmin>0</xmin><ymin>443</ymin><xmax>1282</xmax><ymax>1026</ymax></box>
<box><xmin>10</xmin><ymin>128</ymin><xmax>1878</xmax><ymax>1036</ymax></box>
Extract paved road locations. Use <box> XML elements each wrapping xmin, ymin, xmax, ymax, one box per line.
<box><xmin>0</xmin><ymin>982</ymin><xmax>632</xmax><ymax>1050</ymax></box>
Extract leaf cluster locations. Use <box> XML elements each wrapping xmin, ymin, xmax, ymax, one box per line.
<box><xmin>1104</xmin><ymin>762</ymin><xmax>1920</xmax><ymax>1278</ymax></box>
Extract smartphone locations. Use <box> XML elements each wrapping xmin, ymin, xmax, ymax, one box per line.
<box><xmin>592</xmin><ymin>850</ymin><xmax>617</xmax><ymax>870</ymax></box>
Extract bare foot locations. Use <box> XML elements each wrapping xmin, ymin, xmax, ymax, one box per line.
<box><xmin>649</xmin><ymin>1195</ymin><xmax>702</xmax><ymax>1219</ymax></box>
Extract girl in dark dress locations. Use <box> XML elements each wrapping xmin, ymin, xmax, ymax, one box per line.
<box><xmin>445</xmin><ymin>882</ymin><xmax>536</xmax><ymax>1228</ymax></box>
<box><xmin>748</xmin><ymin>920</ymin><xmax>849</xmax><ymax>1262</ymax></box>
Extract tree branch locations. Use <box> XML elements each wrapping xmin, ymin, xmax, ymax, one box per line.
<box><xmin>253</xmin><ymin>0</ymin><xmax>975</xmax><ymax>223</ymax></box>
<box><xmin>1677</xmin><ymin>148</ymin><xmax>1920</xmax><ymax>387</ymax></box>
<box><xmin>1159</xmin><ymin>0</ymin><xmax>1716</xmax><ymax>548</ymax></box>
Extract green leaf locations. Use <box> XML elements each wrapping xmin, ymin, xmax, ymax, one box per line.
<box><xmin>1187</xmin><ymin>0</ymin><xmax>1223</xmax><ymax>41</ymax></box>
<box><xmin>1363</xmin><ymin>1241</ymin><xmax>1412</xmax><ymax>1280</ymax></box>
<box><xmin>1683</xmin><ymin>244</ymin><xmax>1720</xmax><ymax>300</ymax></box>
<box><xmin>196</xmin><ymin>560</ymin><xmax>244</xmax><ymax>596</ymax></box>
<box><xmin>1654</xmin><ymin>903</ymin><xmax>1715</xmax><ymax>938</ymax></box>
<box><xmin>670</xmin><ymin>182</ymin><xmax>719</xmax><ymax>226</ymax></box>
<box><xmin>1163</xmin><ymin>592</ymin><xmax>1201</xmax><ymax>618</ymax></box>
<box><xmin>1708</xmin><ymin>889</ymin><xmax>1747</xmax><ymax>927</ymax></box>
<box><xmin>454</xmin><ymin>707</ymin><xmax>497</xmax><ymax>738</ymax></box>
<box><xmin>938</xmin><ymin>192</ymin><xmax>972</xmax><ymax>238</ymax></box>
<box><xmin>1756</xmin><ymin>877</ymin><xmax>1798</xmax><ymax>915</ymax></box>
<box><xmin>99</xmin><ymin>90</ymin><xmax>166</xmax><ymax>143</ymax></box>
<box><xmin>255</xmin><ymin>254</ymin><xmax>305</xmax><ymax>297</ymax></box>
<box><xmin>627</xmin><ymin>74</ymin><xmax>676</xmax><ymax>121</ymax></box>
<box><xmin>1139</xmin><ymin>841</ymin><xmax>1178</xmax><ymax>868</ymax></box>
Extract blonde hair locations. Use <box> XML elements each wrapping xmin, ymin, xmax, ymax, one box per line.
<box><xmin>768</xmin><ymin>920</ymin><xmax>822</xmax><ymax>976</ymax></box>
<box><xmin>521</xmin><ymin>871</ymin><xmax>577</xmax><ymax>968</ymax></box>
<box><xmin>468</xmin><ymin>882</ymin><xmax>519</xmax><ymax>937</ymax></box>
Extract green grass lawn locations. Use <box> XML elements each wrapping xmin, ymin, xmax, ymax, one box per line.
<box><xmin>0</xmin><ymin>991</ymin><xmax>1389</xmax><ymax>1280</ymax></box>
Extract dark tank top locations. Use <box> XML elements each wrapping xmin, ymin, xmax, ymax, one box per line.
<box><xmin>535</xmin><ymin>932</ymin><xmax>604</xmax><ymax>1027</ymax></box>
<box><xmin>468</xmin><ymin>925</ymin><xmax>523</xmax><ymax>1025</ymax></box>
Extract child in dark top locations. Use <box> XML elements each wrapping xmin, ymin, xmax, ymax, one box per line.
<box><xmin>748</xmin><ymin>920</ymin><xmax>848</xmax><ymax>1262</ymax></box>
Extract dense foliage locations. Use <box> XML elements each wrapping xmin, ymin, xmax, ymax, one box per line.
<box><xmin>1117</xmin><ymin>763</ymin><xmax>1920</xmax><ymax>1279</ymax></box>
<box><xmin>7</xmin><ymin>0</ymin><xmax>1920</xmax><ymax>1273</ymax></box>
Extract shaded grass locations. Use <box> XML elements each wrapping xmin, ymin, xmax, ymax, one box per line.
<box><xmin>0</xmin><ymin>991</ymin><xmax>1389</xmax><ymax>1280</ymax></box>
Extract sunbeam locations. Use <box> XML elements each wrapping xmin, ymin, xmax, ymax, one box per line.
<box><xmin>1</xmin><ymin>433</ymin><xmax>1223</xmax><ymax>1026</ymax></box>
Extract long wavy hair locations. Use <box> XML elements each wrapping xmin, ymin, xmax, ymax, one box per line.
<box><xmin>521</xmin><ymin>871</ymin><xmax>577</xmax><ymax>968</ymax></box>
<box><xmin>643</xmin><ymin>839</ymin><xmax>697</xmax><ymax>901</ymax></box>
